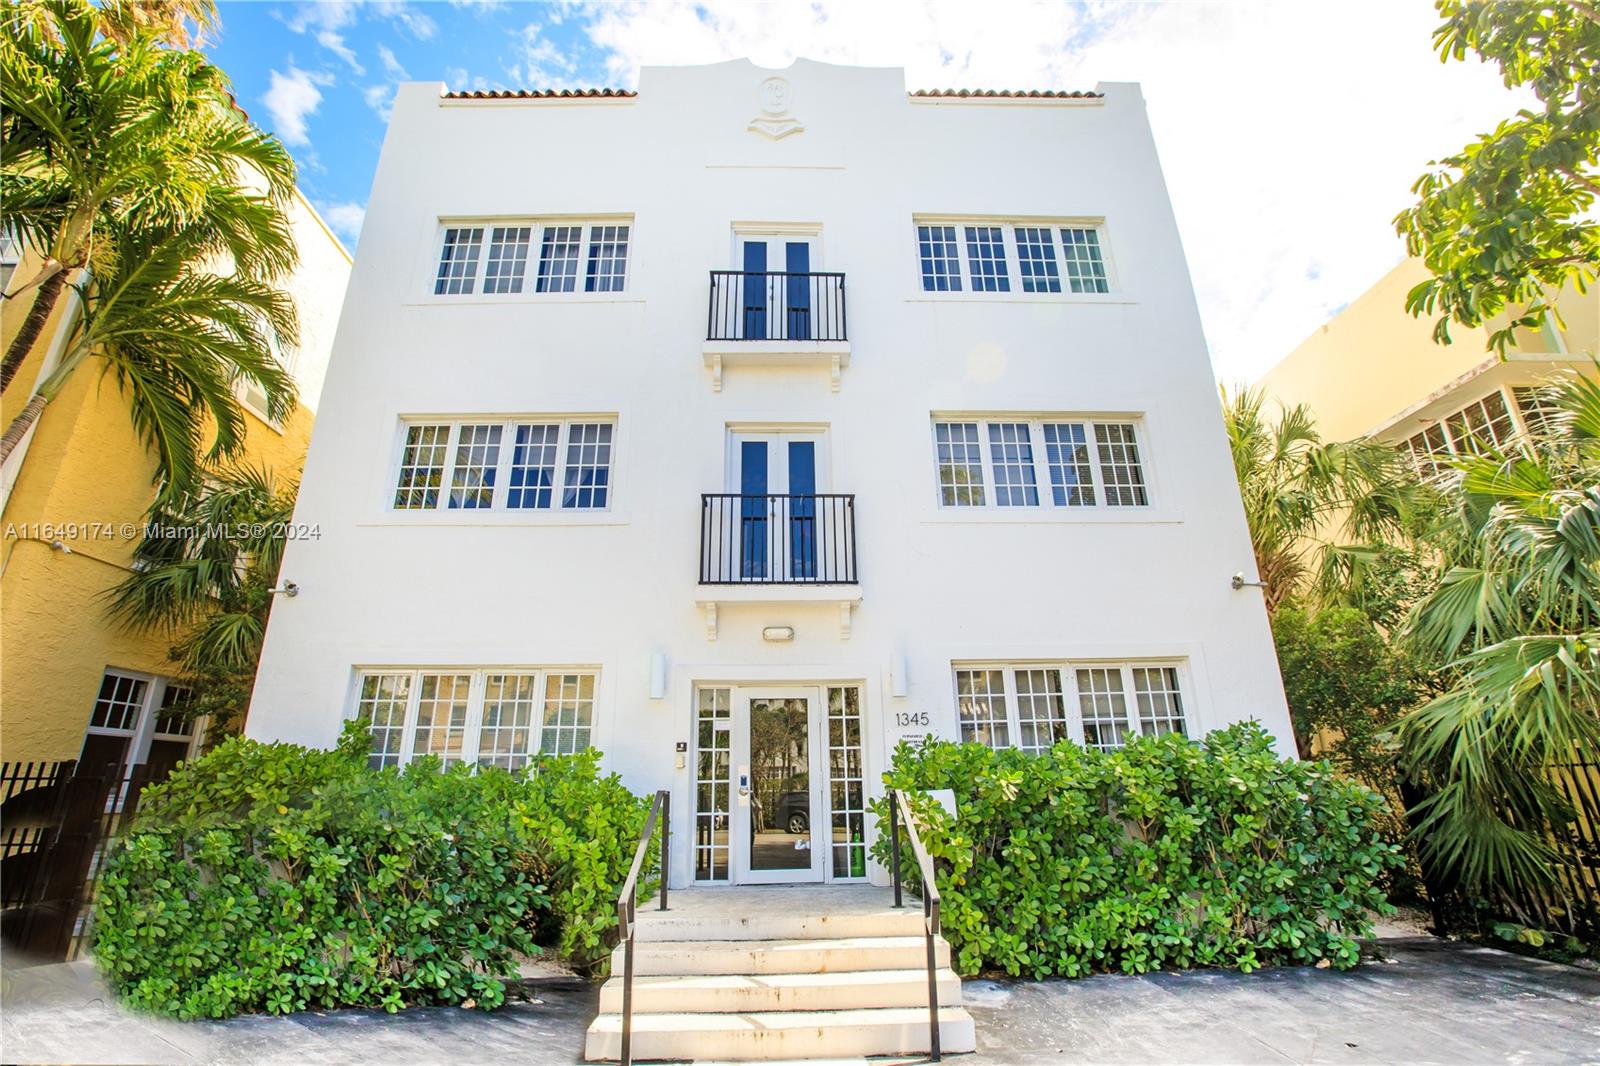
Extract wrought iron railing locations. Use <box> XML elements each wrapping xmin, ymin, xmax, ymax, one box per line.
<box><xmin>699</xmin><ymin>493</ymin><xmax>858</xmax><ymax>585</ymax></box>
<box><xmin>888</xmin><ymin>787</ymin><xmax>943</xmax><ymax>1061</ymax></box>
<box><xmin>707</xmin><ymin>270</ymin><xmax>847</xmax><ymax>342</ymax></box>
<box><xmin>614</xmin><ymin>789</ymin><xmax>669</xmax><ymax>1066</ymax></box>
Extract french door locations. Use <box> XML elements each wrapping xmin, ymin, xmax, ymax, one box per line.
<box><xmin>736</xmin><ymin>236</ymin><xmax>816</xmax><ymax>340</ymax></box>
<box><xmin>734</xmin><ymin>687</ymin><xmax>825</xmax><ymax>884</ymax></box>
<box><xmin>729</xmin><ymin>432</ymin><xmax>826</xmax><ymax>582</ymax></box>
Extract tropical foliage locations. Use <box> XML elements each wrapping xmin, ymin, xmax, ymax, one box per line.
<box><xmin>1395</xmin><ymin>0</ymin><xmax>1599</xmax><ymax>352</ymax></box>
<box><xmin>94</xmin><ymin>727</ymin><xmax>654</xmax><ymax>1019</ymax></box>
<box><xmin>874</xmin><ymin>725</ymin><xmax>1401</xmax><ymax>979</ymax></box>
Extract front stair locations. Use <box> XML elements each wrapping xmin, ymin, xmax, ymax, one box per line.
<box><xmin>584</xmin><ymin>886</ymin><xmax>976</xmax><ymax>1061</ymax></box>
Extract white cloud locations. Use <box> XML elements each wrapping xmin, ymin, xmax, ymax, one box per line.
<box><xmin>262</xmin><ymin>66</ymin><xmax>333</xmax><ymax>147</ymax></box>
<box><xmin>362</xmin><ymin>83</ymin><xmax>394</xmax><ymax>120</ymax></box>
<box><xmin>568</xmin><ymin>0</ymin><xmax>1521</xmax><ymax>382</ymax></box>
<box><xmin>282</xmin><ymin>1</ymin><xmax>435</xmax><ymax>67</ymax></box>
<box><xmin>317</xmin><ymin>200</ymin><xmax>367</xmax><ymax>244</ymax></box>
<box><xmin>377</xmin><ymin>42</ymin><xmax>408</xmax><ymax>79</ymax></box>
<box><xmin>507</xmin><ymin>22</ymin><xmax>579</xmax><ymax>88</ymax></box>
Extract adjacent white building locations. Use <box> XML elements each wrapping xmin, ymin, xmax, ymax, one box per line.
<box><xmin>247</xmin><ymin>58</ymin><xmax>1293</xmax><ymax>890</ymax></box>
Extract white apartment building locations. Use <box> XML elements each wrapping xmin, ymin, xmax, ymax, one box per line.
<box><xmin>247</xmin><ymin>58</ymin><xmax>1293</xmax><ymax>892</ymax></box>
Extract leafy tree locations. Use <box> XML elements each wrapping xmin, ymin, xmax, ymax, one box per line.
<box><xmin>1395</xmin><ymin>0</ymin><xmax>1599</xmax><ymax>352</ymax></box>
<box><xmin>1398</xmin><ymin>370</ymin><xmax>1600</xmax><ymax>895</ymax></box>
<box><xmin>1222</xmin><ymin>385</ymin><xmax>1427</xmax><ymax>612</ymax></box>
<box><xmin>106</xmin><ymin>462</ymin><xmax>297</xmax><ymax>737</ymax></box>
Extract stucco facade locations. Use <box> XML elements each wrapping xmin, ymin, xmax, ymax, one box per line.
<box><xmin>247</xmin><ymin>60</ymin><xmax>1293</xmax><ymax>889</ymax></box>
<box><xmin>0</xmin><ymin>192</ymin><xmax>350</xmax><ymax>765</ymax></box>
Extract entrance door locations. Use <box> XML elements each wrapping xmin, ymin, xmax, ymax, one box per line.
<box><xmin>729</xmin><ymin>432</ymin><xmax>825</xmax><ymax>582</ymax></box>
<box><xmin>737</xmin><ymin>236</ymin><xmax>815</xmax><ymax>340</ymax></box>
<box><xmin>734</xmin><ymin>688</ymin><xmax>825</xmax><ymax>884</ymax></box>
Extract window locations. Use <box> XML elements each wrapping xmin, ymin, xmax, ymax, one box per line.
<box><xmin>932</xmin><ymin>417</ymin><xmax>1151</xmax><ymax>510</ymax></box>
<box><xmin>353</xmin><ymin>667</ymin><xmax>598</xmax><ymax>769</ymax></box>
<box><xmin>952</xmin><ymin>662</ymin><xmax>1188</xmax><ymax>753</ymax></box>
<box><xmin>1</xmin><ymin>225</ymin><xmax>22</xmax><ymax>293</ymax></box>
<box><xmin>1513</xmin><ymin>385</ymin><xmax>1561</xmax><ymax>436</ymax></box>
<box><xmin>1401</xmin><ymin>389</ymin><xmax>1524</xmax><ymax>478</ymax></box>
<box><xmin>433</xmin><ymin>219</ymin><xmax>629</xmax><ymax>296</ymax></box>
<box><xmin>393</xmin><ymin>418</ymin><xmax>616</xmax><ymax>512</ymax></box>
<box><xmin>694</xmin><ymin>687</ymin><xmax>733</xmax><ymax>881</ymax></box>
<box><xmin>915</xmin><ymin>220</ymin><xmax>1109</xmax><ymax>294</ymax></box>
<box><xmin>81</xmin><ymin>670</ymin><xmax>203</xmax><ymax>781</ymax></box>
<box><xmin>827</xmin><ymin>686</ymin><xmax>867</xmax><ymax>880</ymax></box>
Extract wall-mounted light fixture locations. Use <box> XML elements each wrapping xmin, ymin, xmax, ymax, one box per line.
<box><xmin>649</xmin><ymin>652</ymin><xmax>668</xmax><ymax>699</ymax></box>
<box><xmin>890</xmin><ymin>650</ymin><xmax>909</xmax><ymax>698</ymax></box>
<box><xmin>762</xmin><ymin>626</ymin><xmax>794</xmax><ymax>643</ymax></box>
<box><xmin>1230</xmin><ymin>572</ymin><xmax>1267</xmax><ymax>591</ymax></box>
<box><xmin>268</xmin><ymin>581</ymin><xmax>299</xmax><ymax>597</ymax></box>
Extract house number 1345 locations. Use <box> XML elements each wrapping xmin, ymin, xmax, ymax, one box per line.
<box><xmin>894</xmin><ymin>711</ymin><xmax>930</xmax><ymax>728</ymax></box>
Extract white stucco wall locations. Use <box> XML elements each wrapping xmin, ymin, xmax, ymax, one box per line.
<box><xmin>248</xmin><ymin>59</ymin><xmax>1292</xmax><ymax>887</ymax></box>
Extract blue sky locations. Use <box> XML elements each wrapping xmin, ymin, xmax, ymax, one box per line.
<box><xmin>203</xmin><ymin>1</ymin><xmax>1522</xmax><ymax>383</ymax></box>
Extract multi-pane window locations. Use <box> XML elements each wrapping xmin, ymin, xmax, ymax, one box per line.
<box><xmin>827</xmin><ymin>686</ymin><xmax>867</xmax><ymax>880</ymax></box>
<box><xmin>90</xmin><ymin>673</ymin><xmax>147</xmax><ymax>732</ymax></box>
<box><xmin>393</xmin><ymin>418</ymin><xmax>616</xmax><ymax>512</ymax></box>
<box><xmin>432</xmin><ymin>219</ymin><xmax>631</xmax><ymax>296</ymax></box>
<box><xmin>353</xmin><ymin>667</ymin><xmax>599</xmax><ymax>768</ymax></box>
<box><xmin>82</xmin><ymin>670</ymin><xmax>203</xmax><ymax>781</ymax></box>
<box><xmin>1401</xmin><ymin>388</ymin><xmax>1528</xmax><ymax>478</ymax></box>
<box><xmin>434</xmin><ymin>226</ymin><xmax>484</xmax><ymax>294</ymax></box>
<box><xmin>0</xmin><ymin>224</ymin><xmax>21</xmax><ymax>293</ymax></box>
<box><xmin>932</xmin><ymin>417</ymin><xmax>1150</xmax><ymax>510</ymax></box>
<box><xmin>1513</xmin><ymin>386</ymin><xmax>1560</xmax><ymax>436</ymax></box>
<box><xmin>915</xmin><ymin>220</ymin><xmax>1110</xmax><ymax>294</ymax></box>
<box><xmin>916</xmin><ymin>225</ymin><xmax>962</xmax><ymax>292</ymax></box>
<box><xmin>954</xmin><ymin>662</ymin><xmax>1188</xmax><ymax>754</ymax></box>
<box><xmin>694</xmin><ymin>687</ymin><xmax>733</xmax><ymax>881</ymax></box>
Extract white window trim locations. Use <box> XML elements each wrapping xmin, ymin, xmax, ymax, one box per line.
<box><xmin>349</xmin><ymin>666</ymin><xmax>601</xmax><ymax>768</ymax></box>
<box><xmin>387</xmin><ymin>415</ymin><xmax>620</xmax><ymax>516</ymax></box>
<box><xmin>1400</xmin><ymin>385</ymin><xmax>1530</xmax><ymax>478</ymax></box>
<box><xmin>950</xmin><ymin>660</ymin><xmax>1191</xmax><ymax>752</ymax></box>
<box><xmin>84</xmin><ymin>668</ymin><xmax>205</xmax><ymax>771</ymax></box>
<box><xmin>908</xmin><ymin>217</ymin><xmax>1122</xmax><ymax>302</ymax></box>
<box><xmin>417</xmin><ymin>216</ymin><xmax>637</xmax><ymax>303</ymax></box>
<box><xmin>929</xmin><ymin>414</ymin><xmax>1155</xmax><ymax>514</ymax></box>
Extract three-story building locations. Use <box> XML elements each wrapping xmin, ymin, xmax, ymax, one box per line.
<box><xmin>246</xmin><ymin>58</ymin><xmax>1293</xmax><ymax>890</ymax></box>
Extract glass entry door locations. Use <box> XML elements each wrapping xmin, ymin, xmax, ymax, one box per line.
<box><xmin>734</xmin><ymin>688</ymin><xmax>825</xmax><ymax>884</ymax></box>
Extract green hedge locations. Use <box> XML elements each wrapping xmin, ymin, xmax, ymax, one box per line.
<box><xmin>872</xmin><ymin>723</ymin><xmax>1401</xmax><ymax>979</ymax></box>
<box><xmin>93</xmin><ymin>724</ymin><xmax>652</xmax><ymax>1019</ymax></box>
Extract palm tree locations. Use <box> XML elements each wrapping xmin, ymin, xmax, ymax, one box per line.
<box><xmin>107</xmin><ymin>462</ymin><xmax>298</xmax><ymax>735</ymax></box>
<box><xmin>0</xmin><ymin>219</ymin><xmax>297</xmax><ymax>497</ymax></box>
<box><xmin>1</xmin><ymin>0</ymin><xmax>295</xmax><ymax>394</ymax></box>
<box><xmin>1398</xmin><ymin>370</ymin><xmax>1600</xmax><ymax>897</ymax></box>
<box><xmin>1222</xmin><ymin>385</ymin><xmax>1426</xmax><ymax>612</ymax></box>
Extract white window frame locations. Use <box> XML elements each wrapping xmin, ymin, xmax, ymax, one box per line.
<box><xmin>427</xmin><ymin>218</ymin><xmax>633</xmax><ymax>299</ymax></box>
<box><xmin>951</xmin><ymin>661</ymin><xmax>1191</xmax><ymax>754</ymax></box>
<box><xmin>83</xmin><ymin>668</ymin><xmax>206</xmax><ymax>773</ymax></box>
<box><xmin>911</xmin><ymin>217</ymin><xmax>1115</xmax><ymax>297</ymax></box>
<box><xmin>350</xmin><ymin>667</ymin><xmax>600</xmax><ymax>769</ymax></box>
<box><xmin>1400</xmin><ymin>386</ymin><xmax>1530</xmax><ymax>478</ymax></box>
<box><xmin>389</xmin><ymin>416</ymin><xmax>618</xmax><ymax>513</ymax></box>
<box><xmin>0</xmin><ymin>224</ymin><xmax>22</xmax><ymax>296</ymax></box>
<box><xmin>930</xmin><ymin>415</ymin><xmax>1152</xmax><ymax>510</ymax></box>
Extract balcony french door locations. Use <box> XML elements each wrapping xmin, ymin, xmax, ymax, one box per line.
<box><xmin>737</xmin><ymin>237</ymin><xmax>815</xmax><ymax>340</ymax></box>
<box><xmin>733</xmin><ymin>433</ymin><xmax>822</xmax><ymax>582</ymax></box>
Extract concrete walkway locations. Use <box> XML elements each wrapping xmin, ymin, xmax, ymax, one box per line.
<box><xmin>3</xmin><ymin>937</ymin><xmax>1597</xmax><ymax>1064</ymax></box>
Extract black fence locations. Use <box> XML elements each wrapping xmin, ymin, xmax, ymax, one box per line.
<box><xmin>707</xmin><ymin>270</ymin><xmax>847</xmax><ymax>342</ymax></box>
<box><xmin>1</xmin><ymin>760</ymin><xmax>152</xmax><ymax>963</ymax></box>
<box><xmin>700</xmin><ymin>493</ymin><xmax>858</xmax><ymax>585</ymax></box>
<box><xmin>1493</xmin><ymin>758</ymin><xmax>1600</xmax><ymax>939</ymax></box>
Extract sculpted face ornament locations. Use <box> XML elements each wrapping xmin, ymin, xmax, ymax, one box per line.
<box><xmin>748</xmin><ymin>76</ymin><xmax>804</xmax><ymax>140</ymax></box>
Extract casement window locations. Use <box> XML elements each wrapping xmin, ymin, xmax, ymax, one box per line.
<box><xmin>914</xmin><ymin>220</ymin><xmax>1109</xmax><ymax>294</ymax></box>
<box><xmin>354</xmin><ymin>668</ymin><xmax>598</xmax><ymax>770</ymax></box>
<box><xmin>80</xmin><ymin>670</ymin><xmax>203</xmax><ymax>778</ymax></box>
<box><xmin>392</xmin><ymin>418</ymin><xmax>615</xmax><ymax>512</ymax></box>
<box><xmin>1512</xmin><ymin>385</ymin><xmax>1560</xmax><ymax>436</ymax></box>
<box><xmin>433</xmin><ymin>220</ymin><xmax>630</xmax><ymax>296</ymax></box>
<box><xmin>931</xmin><ymin>416</ymin><xmax>1150</xmax><ymax>509</ymax></box>
<box><xmin>1400</xmin><ymin>388</ymin><xmax>1525</xmax><ymax>478</ymax></box>
<box><xmin>953</xmin><ymin>662</ymin><xmax>1188</xmax><ymax>754</ymax></box>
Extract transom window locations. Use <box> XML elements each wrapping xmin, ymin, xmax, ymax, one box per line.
<box><xmin>433</xmin><ymin>219</ymin><xmax>631</xmax><ymax>296</ymax></box>
<box><xmin>355</xmin><ymin>668</ymin><xmax>598</xmax><ymax>770</ymax></box>
<box><xmin>954</xmin><ymin>662</ymin><xmax>1188</xmax><ymax>754</ymax></box>
<box><xmin>914</xmin><ymin>220</ymin><xmax>1109</xmax><ymax>294</ymax></box>
<box><xmin>932</xmin><ymin>416</ymin><xmax>1149</xmax><ymax>509</ymax></box>
<box><xmin>393</xmin><ymin>418</ymin><xmax>615</xmax><ymax>512</ymax></box>
<box><xmin>1401</xmin><ymin>388</ymin><xmax>1524</xmax><ymax>478</ymax></box>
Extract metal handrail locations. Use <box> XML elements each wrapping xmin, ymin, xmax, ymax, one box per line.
<box><xmin>888</xmin><ymin>787</ymin><xmax>943</xmax><ymax>1061</ymax></box>
<box><xmin>699</xmin><ymin>493</ymin><xmax>859</xmax><ymax>585</ymax></box>
<box><xmin>615</xmin><ymin>788</ymin><xmax>669</xmax><ymax>1066</ymax></box>
<box><xmin>706</xmin><ymin>269</ymin><xmax>848</xmax><ymax>342</ymax></box>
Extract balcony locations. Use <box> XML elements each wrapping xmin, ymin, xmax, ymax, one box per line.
<box><xmin>702</xmin><ymin>271</ymin><xmax>851</xmax><ymax>392</ymax></box>
<box><xmin>696</xmin><ymin>493</ymin><xmax>861</xmax><ymax>640</ymax></box>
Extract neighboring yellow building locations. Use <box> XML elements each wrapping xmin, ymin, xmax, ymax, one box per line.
<box><xmin>0</xmin><ymin>194</ymin><xmax>349</xmax><ymax>772</ymax></box>
<box><xmin>1257</xmin><ymin>258</ymin><xmax>1599</xmax><ymax>468</ymax></box>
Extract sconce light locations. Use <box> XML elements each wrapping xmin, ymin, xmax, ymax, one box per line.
<box><xmin>890</xmin><ymin>650</ymin><xmax>909</xmax><ymax>698</ymax></box>
<box><xmin>1230</xmin><ymin>572</ymin><xmax>1267</xmax><ymax>591</ymax></box>
<box><xmin>649</xmin><ymin>652</ymin><xmax>668</xmax><ymax>699</ymax></box>
<box><xmin>762</xmin><ymin>626</ymin><xmax>794</xmax><ymax>643</ymax></box>
<box><xmin>268</xmin><ymin>580</ymin><xmax>299</xmax><ymax>597</ymax></box>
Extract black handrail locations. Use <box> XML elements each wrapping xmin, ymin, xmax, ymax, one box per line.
<box><xmin>699</xmin><ymin>493</ymin><xmax>858</xmax><ymax>585</ymax></box>
<box><xmin>707</xmin><ymin>270</ymin><xmax>848</xmax><ymax>342</ymax></box>
<box><xmin>888</xmin><ymin>788</ymin><xmax>942</xmax><ymax>1061</ymax></box>
<box><xmin>615</xmin><ymin>789</ymin><xmax>669</xmax><ymax>1066</ymax></box>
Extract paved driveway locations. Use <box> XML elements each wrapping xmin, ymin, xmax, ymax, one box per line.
<box><xmin>3</xmin><ymin>937</ymin><xmax>1596</xmax><ymax>1064</ymax></box>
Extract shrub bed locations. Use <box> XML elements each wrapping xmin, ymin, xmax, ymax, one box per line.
<box><xmin>93</xmin><ymin>724</ymin><xmax>652</xmax><ymax>1019</ymax></box>
<box><xmin>871</xmin><ymin>723</ymin><xmax>1402</xmax><ymax>979</ymax></box>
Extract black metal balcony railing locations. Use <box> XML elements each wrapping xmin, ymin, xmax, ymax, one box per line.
<box><xmin>700</xmin><ymin>494</ymin><xmax>858</xmax><ymax>584</ymax></box>
<box><xmin>707</xmin><ymin>271</ymin><xmax>847</xmax><ymax>342</ymax></box>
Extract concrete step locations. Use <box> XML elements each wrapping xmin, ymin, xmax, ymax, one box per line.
<box><xmin>634</xmin><ymin>907</ymin><xmax>926</xmax><ymax>943</ymax></box>
<box><xmin>597</xmin><ymin>967</ymin><xmax>963</xmax><ymax>1014</ymax></box>
<box><xmin>608</xmin><ymin>936</ymin><xmax>951</xmax><ymax>977</ymax></box>
<box><xmin>584</xmin><ymin>1006</ymin><xmax>977</xmax><ymax>1061</ymax></box>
